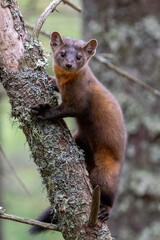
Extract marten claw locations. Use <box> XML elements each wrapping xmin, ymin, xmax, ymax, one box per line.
<box><xmin>32</xmin><ymin>103</ymin><xmax>51</xmax><ymax>111</ymax></box>
<box><xmin>36</xmin><ymin>115</ymin><xmax>46</xmax><ymax>120</ymax></box>
<box><xmin>98</xmin><ymin>208</ymin><xmax>110</xmax><ymax>222</ymax></box>
<box><xmin>31</xmin><ymin>106</ymin><xmax>40</xmax><ymax>114</ymax></box>
<box><xmin>31</xmin><ymin>103</ymin><xmax>52</xmax><ymax>120</ymax></box>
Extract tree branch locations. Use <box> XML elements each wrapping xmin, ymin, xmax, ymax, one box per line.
<box><xmin>62</xmin><ymin>0</ymin><xmax>82</xmax><ymax>12</ymax></box>
<box><xmin>33</xmin><ymin>0</ymin><xmax>63</xmax><ymax>38</ymax></box>
<box><xmin>0</xmin><ymin>210</ymin><xmax>59</xmax><ymax>231</ymax></box>
<box><xmin>88</xmin><ymin>185</ymin><xmax>100</xmax><ymax>227</ymax></box>
<box><xmin>95</xmin><ymin>55</ymin><xmax>160</xmax><ymax>98</ymax></box>
<box><xmin>32</xmin><ymin>0</ymin><xmax>81</xmax><ymax>39</ymax></box>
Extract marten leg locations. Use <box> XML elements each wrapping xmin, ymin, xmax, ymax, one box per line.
<box><xmin>89</xmin><ymin>152</ymin><xmax>121</xmax><ymax>221</ymax></box>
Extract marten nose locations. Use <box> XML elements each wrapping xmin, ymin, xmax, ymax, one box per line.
<box><xmin>66</xmin><ymin>63</ymin><xmax>72</xmax><ymax>69</ymax></box>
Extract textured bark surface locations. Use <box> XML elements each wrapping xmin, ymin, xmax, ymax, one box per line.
<box><xmin>82</xmin><ymin>0</ymin><xmax>160</xmax><ymax>240</ymax></box>
<box><xmin>0</xmin><ymin>0</ymin><xmax>113</xmax><ymax>239</ymax></box>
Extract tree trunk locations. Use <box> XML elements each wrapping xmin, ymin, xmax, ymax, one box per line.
<box><xmin>82</xmin><ymin>0</ymin><xmax>160</xmax><ymax>240</ymax></box>
<box><xmin>0</xmin><ymin>0</ymin><xmax>113</xmax><ymax>239</ymax></box>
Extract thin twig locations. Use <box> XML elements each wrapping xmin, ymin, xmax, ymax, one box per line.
<box><xmin>62</xmin><ymin>0</ymin><xmax>81</xmax><ymax>12</ymax></box>
<box><xmin>33</xmin><ymin>0</ymin><xmax>63</xmax><ymax>38</ymax></box>
<box><xmin>88</xmin><ymin>185</ymin><xmax>100</xmax><ymax>227</ymax></box>
<box><xmin>95</xmin><ymin>55</ymin><xmax>160</xmax><ymax>98</ymax></box>
<box><xmin>0</xmin><ymin>144</ymin><xmax>31</xmax><ymax>196</ymax></box>
<box><xmin>0</xmin><ymin>211</ymin><xmax>59</xmax><ymax>231</ymax></box>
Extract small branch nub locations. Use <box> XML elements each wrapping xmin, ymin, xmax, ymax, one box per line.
<box><xmin>88</xmin><ymin>185</ymin><xmax>100</xmax><ymax>227</ymax></box>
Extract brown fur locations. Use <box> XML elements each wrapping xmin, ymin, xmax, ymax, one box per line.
<box><xmin>32</xmin><ymin>32</ymin><xmax>127</xmax><ymax>221</ymax></box>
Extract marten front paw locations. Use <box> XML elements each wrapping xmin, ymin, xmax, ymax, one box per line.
<box><xmin>98</xmin><ymin>205</ymin><xmax>110</xmax><ymax>222</ymax></box>
<box><xmin>31</xmin><ymin>103</ymin><xmax>52</xmax><ymax>120</ymax></box>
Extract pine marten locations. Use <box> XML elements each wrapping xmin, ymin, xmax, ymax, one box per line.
<box><xmin>31</xmin><ymin>32</ymin><xmax>127</xmax><ymax>233</ymax></box>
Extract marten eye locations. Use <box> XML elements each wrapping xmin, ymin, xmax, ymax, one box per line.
<box><xmin>76</xmin><ymin>55</ymin><xmax>82</xmax><ymax>61</ymax></box>
<box><xmin>60</xmin><ymin>52</ymin><xmax>66</xmax><ymax>57</ymax></box>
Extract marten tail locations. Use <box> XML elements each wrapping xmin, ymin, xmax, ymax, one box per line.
<box><xmin>29</xmin><ymin>207</ymin><xmax>56</xmax><ymax>234</ymax></box>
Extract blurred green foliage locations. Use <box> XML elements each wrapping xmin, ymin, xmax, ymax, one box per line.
<box><xmin>0</xmin><ymin>0</ymin><xmax>81</xmax><ymax>240</ymax></box>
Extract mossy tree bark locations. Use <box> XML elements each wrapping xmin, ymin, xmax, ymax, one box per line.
<box><xmin>0</xmin><ymin>0</ymin><xmax>113</xmax><ymax>239</ymax></box>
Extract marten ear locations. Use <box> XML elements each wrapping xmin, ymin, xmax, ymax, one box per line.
<box><xmin>50</xmin><ymin>32</ymin><xmax>64</xmax><ymax>52</ymax></box>
<box><xmin>83</xmin><ymin>39</ymin><xmax>98</xmax><ymax>58</ymax></box>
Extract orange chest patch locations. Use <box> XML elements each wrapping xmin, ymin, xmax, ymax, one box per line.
<box><xmin>54</xmin><ymin>65</ymin><xmax>77</xmax><ymax>85</ymax></box>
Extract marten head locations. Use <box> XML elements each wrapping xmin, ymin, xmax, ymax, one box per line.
<box><xmin>50</xmin><ymin>31</ymin><xmax>98</xmax><ymax>72</ymax></box>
